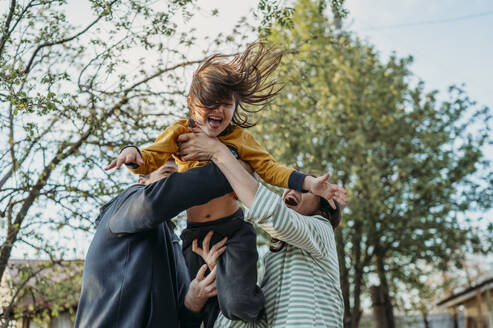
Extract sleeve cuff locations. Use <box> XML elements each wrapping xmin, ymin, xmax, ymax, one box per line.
<box><xmin>178</xmin><ymin>305</ymin><xmax>203</xmax><ymax>327</ymax></box>
<box><xmin>288</xmin><ymin>171</ymin><xmax>308</xmax><ymax>192</ymax></box>
<box><xmin>246</xmin><ymin>184</ymin><xmax>282</xmax><ymax>224</ymax></box>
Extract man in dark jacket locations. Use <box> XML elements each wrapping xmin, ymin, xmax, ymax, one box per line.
<box><xmin>74</xmin><ymin>160</ymin><xmax>233</xmax><ymax>328</ymax></box>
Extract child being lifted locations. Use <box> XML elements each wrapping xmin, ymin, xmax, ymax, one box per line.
<box><xmin>106</xmin><ymin>41</ymin><xmax>346</xmax><ymax>327</ymax></box>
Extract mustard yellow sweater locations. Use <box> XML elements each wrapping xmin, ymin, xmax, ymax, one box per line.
<box><xmin>129</xmin><ymin>120</ymin><xmax>304</xmax><ymax>190</ymax></box>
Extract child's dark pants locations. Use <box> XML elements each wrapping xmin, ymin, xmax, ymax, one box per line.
<box><xmin>181</xmin><ymin>208</ymin><xmax>265</xmax><ymax>328</ymax></box>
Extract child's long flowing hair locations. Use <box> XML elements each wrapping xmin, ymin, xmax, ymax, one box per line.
<box><xmin>188</xmin><ymin>41</ymin><xmax>283</xmax><ymax>128</ymax></box>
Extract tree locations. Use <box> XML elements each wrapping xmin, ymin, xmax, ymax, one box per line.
<box><xmin>258</xmin><ymin>0</ymin><xmax>492</xmax><ymax>326</ymax></box>
<box><xmin>0</xmin><ymin>0</ymin><xmax>348</xmax><ymax>324</ymax></box>
<box><xmin>1</xmin><ymin>259</ymin><xmax>83</xmax><ymax>327</ymax></box>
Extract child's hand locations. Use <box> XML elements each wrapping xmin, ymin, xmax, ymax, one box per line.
<box><xmin>308</xmin><ymin>173</ymin><xmax>348</xmax><ymax>209</ymax></box>
<box><xmin>105</xmin><ymin>146</ymin><xmax>145</xmax><ymax>171</ymax></box>
<box><xmin>192</xmin><ymin>230</ymin><xmax>228</xmax><ymax>271</ymax></box>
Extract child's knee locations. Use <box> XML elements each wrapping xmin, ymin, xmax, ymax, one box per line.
<box><xmin>219</xmin><ymin>291</ymin><xmax>264</xmax><ymax>322</ymax></box>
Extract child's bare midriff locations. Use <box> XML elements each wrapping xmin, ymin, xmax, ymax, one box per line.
<box><xmin>186</xmin><ymin>191</ymin><xmax>240</xmax><ymax>223</ymax></box>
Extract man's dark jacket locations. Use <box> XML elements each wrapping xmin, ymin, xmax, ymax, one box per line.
<box><xmin>74</xmin><ymin>164</ymin><xmax>232</xmax><ymax>328</ymax></box>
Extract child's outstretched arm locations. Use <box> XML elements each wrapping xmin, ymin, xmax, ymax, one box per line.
<box><xmin>238</xmin><ymin>131</ymin><xmax>346</xmax><ymax>207</ymax></box>
<box><xmin>105</xmin><ymin>120</ymin><xmax>189</xmax><ymax>175</ymax></box>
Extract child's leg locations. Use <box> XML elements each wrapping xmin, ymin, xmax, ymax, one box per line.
<box><xmin>182</xmin><ymin>215</ymin><xmax>239</xmax><ymax>328</ymax></box>
<box><xmin>181</xmin><ymin>209</ymin><xmax>265</xmax><ymax>324</ymax></box>
<box><xmin>215</xmin><ymin>219</ymin><xmax>265</xmax><ymax>321</ymax></box>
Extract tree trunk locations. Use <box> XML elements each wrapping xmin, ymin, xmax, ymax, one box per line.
<box><xmin>375</xmin><ymin>250</ymin><xmax>395</xmax><ymax>328</ymax></box>
<box><xmin>422</xmin><ymin>311</ymin><xmax>430</xmax><ymax>328</ymax></box>
<box><xmin>350</xmin><ymin>221</ymin><xmax>364</xmax><ymax>328</ymax></box>
<box><xmin>371</xmin><ymin>285</ymin><xmax>387</xmax><ymax>328</ymax></box>
<box><xmin>350</xmin><ymin>268</ymin><xmax>363</xmax><ymax>328</ymax></box>
<box><xmin>336</xmin><ymin>229</ymin><xmax>352</xmax><ymax>328</ymax></box>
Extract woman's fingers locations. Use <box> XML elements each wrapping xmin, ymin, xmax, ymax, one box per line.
<box><xmin>180</xmin><ymin>153</ymin><xmax>193</xmax><ymax>161</ymax></box>
<box><xmin>192</xmin><ymin>239</ymin><xmax>203</xmax><ymax>258</ymax></box>
<box><xmin>177</xmin><ymin>133</ymin><xmax>195</xmax><ymax>143</ymax></box>
<box><xmin>208</xmin><ymin>245</ymin><xmax>227</xmax><ymax>268</ymax></box>
<box><xmin>196</xmin><ymin>264</ymin><xmax>208</xmax><ymax>282</ymax></box>
<box><xmin>203</xmin><ymin>284</ymin><xmax>217</xmax><ymax>297</ymax></box>
<box><xmin>211</xmin><ymin>237</ymin><xmax>227</xmax><ymax>251</ymax></box>
<box><xmin>214</xmin><ymin>246</ymin><xmax>227</xmax><ymax>259</ymax></box>
<box><xmin>203</xmin><ymin>231</ymin><xmax>214</xmax><ymax>254</ymax></box>
<box><xmin>203</xmin><ymin>266</ymin><xmax>217</xmax><ymax>285</ymax></box>
<box><xmin>207</xmin><ymin>287</ymin><xmax>217</xmax><ymax>297</ymax></box>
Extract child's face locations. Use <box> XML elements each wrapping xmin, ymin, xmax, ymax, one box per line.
<box><xmin>189</xmin><ymin>96</ymin><xmax>235</xmax><ymax>137</ymax></box>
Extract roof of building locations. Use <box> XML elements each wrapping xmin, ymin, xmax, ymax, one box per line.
<box><xmin>437</xmin><ymin>277</ymin><xmax>493</xmax><ymax>308</ymax></box>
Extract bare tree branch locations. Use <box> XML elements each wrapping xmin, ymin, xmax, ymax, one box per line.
<box><xmin>0</xmin><ymin>92</ymin><xmax>129</xmax><ymax>282</ymax></box>
<box><xmin>0</xmin><ymin>118</ymin><xmax>58</xmax><ymax>191</ymax></box>
<box><xmin>23</xmin><ymin>0</ymin><xmax>119</xmax><ymax>74</ymax></box>
<box><xmin>0</xmin><ymin>0</ymin><xmax>17</xmax><ymax>58</ymax></box>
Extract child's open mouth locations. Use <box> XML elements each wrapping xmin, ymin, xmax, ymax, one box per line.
<box><xmin>207</xmin><ymin>116</ymin><xmax>223</xmax><ymax>129</ymax></box>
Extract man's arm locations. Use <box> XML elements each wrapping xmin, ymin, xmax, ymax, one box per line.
<box><xmin>108</xmin><ymin>163</ymin><xmax>232</xmax><ymax>234</ymax></box>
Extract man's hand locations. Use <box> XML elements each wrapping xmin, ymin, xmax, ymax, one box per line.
<box><xmin>192</xmin><ymin>230</ymin><xmax>228</xmax><ymax>270</ymax></box>
<box><xmin>304</xmin><ymin>173</ymin><xmax>348</xmax><ymax>209</ymax></box>
<box><xmin>184</xmin><ymin>264</ymin><xmax>218</xmax><ymax>313</ymax></box>
<box><xmin>176</xmin><ymin>129</ymin><xmax>225</xmax><ymax>162</ymax></box>
<box><xmin>105</xmin><ymin>146</ymin><xmax>145</xmax><ymax>171</ymax></box>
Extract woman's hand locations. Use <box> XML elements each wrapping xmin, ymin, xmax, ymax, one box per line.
<box><xmin>185</xmin><ymin>264</ymin><xmax>218</xmax><ymax>313</ymax></box>
<box><xmin>105</xmin><ymin>146</ymin><xmax>145</xmax><ymax>170</ymax></box>
<box><xmin>304</xmin><ymin>173</ymin><xmax>348</xmax><ymax>209</ymax></box>
<box><xmin>176</xmin><ymin>129</ymin><xmax>226</xmax><ymax>162</ymax></box>
<box><xmin>192</xmin><ymin>230</ymin><xmax>228</xmax><ymax>271</ymax></box>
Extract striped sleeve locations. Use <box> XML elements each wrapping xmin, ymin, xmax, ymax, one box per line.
<box><xmin>246</xmin><ymin>184</ymin><xmax>334</xmax><ymax>258</ymax></box>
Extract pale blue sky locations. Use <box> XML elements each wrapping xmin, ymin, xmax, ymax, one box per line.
<box><xmin>345</xmin><ymin>0</ymin><xmax>493</xmax><ymax>111</ymax></box>
<box><xmin>344</xmin><ymin>0</ymin><xmax>493</xmax><ymax>228</ymax></box>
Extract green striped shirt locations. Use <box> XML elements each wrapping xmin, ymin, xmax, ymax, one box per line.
<box><xmin>214</xmin><ymin>184</ymin><xmax>344</xmax><ymax>328</ymax></box>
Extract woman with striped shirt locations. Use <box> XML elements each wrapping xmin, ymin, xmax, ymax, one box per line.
<box><xmin>177</xmin><ymin>131</ymin><xmax>347</xmax><ymax>328</ymax></box>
